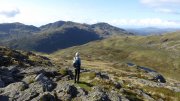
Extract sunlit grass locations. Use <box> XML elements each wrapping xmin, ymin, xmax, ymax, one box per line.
<box><xmin>143</xmin><ymin>86</ymin><xmax>180</xmax><ymax>101</ymax></box>
<box><xmin>51</xmin><ymin>33</ymin><xmax>180</xmax><ymax>81</ymax></box>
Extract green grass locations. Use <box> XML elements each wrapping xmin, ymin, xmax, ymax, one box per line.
<box><xmin>90</xmin><ymin>79</ymin><xmax>115</xmax><ymax>91</ymax></box>
<box><xmin>76</xmin><ymin>81</ymin><xmax>93</xmax><ymax>91</ymax></box>
<box><xmin>80</xmin><ymin>72</ymin><xmax>96</xmax><ymax>80</ymax></box>
<box><xmin>52</xmin><ymin>32</ymin><xmax>180</xmax><ymax>81</ymax></box>
<box><xmin>123</xmin><ymin>89</ymin><xmax>143</xmax><ymax>101</ymax></box>
<box><xmin>58</xmin><ymin>68</ymin><xmax>68</xmax><ymax>76</ymax></box>
<box><xmin>143</xmin><ymin>86</ymin><xmax>180</xmax><ymax>101</ymax></box>
<box><xmin>28</xmin><ymin>78</ymin><xmax>35</xmax><ymax>84</ymax></box>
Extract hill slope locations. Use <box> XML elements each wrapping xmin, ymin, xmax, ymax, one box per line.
<box><xmin>0</xmin><ymin>46</ymin><xmax>179</xmax><ymax>101</ymax></box>
<box><xmin>0</xmin><ymin>46</ymin><xmax>52</xmax><ymax>67</ymax></box>
<box><xmin>0</xmin><ymin>22</ymin><xmax>40</xmax><ymax>40</ymax></box>
<box><xmin>91</xmin><ymin>22</ymin><xmax>132</xmax><ymax>37</ymax></box>
<box><xmin>52</xmin><ymin>31</ymin><xmax>180</xmax><ymax>81</ymax></box>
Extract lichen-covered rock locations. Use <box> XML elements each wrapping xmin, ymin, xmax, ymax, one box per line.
<box><xmin>77</xmin><ymin>88</ymin><xmax>88</xmax><ymax>96</ymax></box>
<box><xmin>35</xmin><ymin>73</ymin><xmax>56</xmax><ymax>92</ymax></box>
<box><xmin>96</xmin><ymin>72</ymin><xmax>109</xmax><ymax>80</ymax></box>
<box><xmin>108</xmin><ymin>91</ymin><xmax>121</xmax><ymax>101</ymax></box>
<box><xmin>137</xmin><ymin>79</ymin><xmax>166</xmax><ymax>87</ymax></box>
<box><xmin>0</xmin><ymin>82</ymin><xmax>28</xmax><ymax>100</ymax></box>
<box><xmin>16</xmin><ymin>90</ymin><xmax>39</xmax><ymax>101</ymax></box>
<box><xmin>54</xmin><ymin>82</ymin><xmax>79</xmax><ymax>100</ymax></box>
<box><xmin>135</xmin><ymin>89</ymin><xmax>155</xmax><ymax>101</ymax></box>
<box><xmin>87</xmin><ymin>86</ymin><xmax>111</xmax><ymax>101</ymax></box>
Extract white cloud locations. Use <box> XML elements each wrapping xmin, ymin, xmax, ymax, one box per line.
<box><xmin>141</xmin><ymin>0</ymin><xmax>180</xmax><ymax>6</ymax></box>
<box><xmin>0</xmin><ymin>5</ymin><xmax>20</xmax><ymax>18</ymax></box>
<box><xmin>155</xmin><ymin>8</ymin><xmax>180</xmax><ymax>14</ymax></box>
<box><xmin>140</xmin><ymin>0</ymin><xmax>180</xmax><ymax>15</ymax></box>
<box><xmin>156</xmin><ymin>8</ymin><xmax>173</xmax><ymax>13</ymax></box>
<box><xmin>107</xmin><ymin>18</ymin><xmax>180</xmax><ymax>28</ymax></box>
<box><xmin>0</xmin><ymin>8</ymin><xmax>20</xmax><ymax>18</ymax></box>
<box><xmin>0</xmin><ymin>4</ymin><xmax>20</xmax><ymax>23</ymax></box>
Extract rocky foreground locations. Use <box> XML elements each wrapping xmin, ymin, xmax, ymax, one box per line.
<box><xmin>0</xmin><ymin>47</ymin><xmax>180</xmax><ymax>101</ymax></box>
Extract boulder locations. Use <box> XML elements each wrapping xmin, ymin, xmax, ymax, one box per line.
<box><xmin>88</xmin><ymin>86</ymin><xmax>110</xmax><ymax>101</ymax></box>
<box><xmin>55</xmin><ymin>82</ymin><xmax>78</xmax><ymax>101</ymax></box>
<box><xmin>39</xmin><ymin>92</ymin><xmax>56</xmax><ymax>101</ymax></box>
<box><xmin>35</xmin><ymin>73</ymin><xmax>56</xmax><ymax>92</ymax></box>
<box><xmin>1</xmin><ymin>76</ymin><xmax>15</xmax><ymax>85</ymax></box>
<box><xmin>77</xmin><ymin>88</ymin><xmax>88</xmax><ymax>96</ymax></box>
<box><xmin>0</xmin><ymin>78</ymin><xmax>5</xmax><ymax>88</ymax></box>
<box><xmin>96</xmin><ymin>72</ymin><xmax>109</xmax><ymax>80</ymax></box>
<box><xmin>154</xmin><ymin>74</ymin><xmax>166</xmax><ymax>83</ymax></box>
<box><xmin>63</xmin><ymin>84</ymin><xmax>78</xmax><ymax>98</ymax></box>
<box><xmin>0</xmin><ymin>82</ymin><xmax>28</xmax><ymax>100</ymax></box>
<box><xmin>35</xmin><ymin>73</ymin><xmax>47</xmax><ymax>82</ymax></box>
<box><xmin>0</xmin><ymin>66</ymin><xmax>23</xmax><ymax>86</ymax></box>
<box><xmin>16</xmin><ymin>91</ymin><xmax>39</xmax><ymax>101</ymax></box>
<box><xmin>135</xmin><ymin>89</ymin><xmax>155</xmax><ymax>101</ymax></box>
<box><xmin>137</xmin><ymin>79</ymin><xmax>165</xmax><ymax>87</ymax></box>
<box><xmin>43</xmin><ymin>71</ymin><xmax>60</xmax><ymax>78</ymax></box>
<box><xmin>147</xmin><ymin>71</ymin><xmax>166</xmax><ymax>83</ymax></box>
<box><xmin>121</xmin><ymin>96</ymin><xmax>130</xmax><ymax>101</ymax></box>
<box><xmin>108</xmin><ymin>92</ymin><xmax>121</xmax><ymax>101</ymax></box>
<box><xmin>114</xmin><ymin>82</ymin><xmax>122</xmax><ymax>89</ymax></box>
<box><xmin>0</xmin><ymin>95</ymin><xmax>9</xmax><ymax>101</ymax></box>
<box><xmin>67</xmin><ymin>69</ymin><xmax>74</xmax><ymax>79</ymax></box>
<box><xmin>8</xmin><ymin>65</ymin><xmax>19</xmax><ymax>74</ymax></box>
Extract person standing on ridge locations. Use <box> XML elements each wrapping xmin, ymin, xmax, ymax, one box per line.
<box><xmin>73</xmin><ymin>52</ymin><xmax>81</xmax><ymax>83</ymax></box>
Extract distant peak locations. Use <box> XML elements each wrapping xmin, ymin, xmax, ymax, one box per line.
<box><xmin>92</xmin><ymin>22</ymin><xmax>111</xmax><ymax>26</ymax></box>
<box><xmin>0</xmin><ymin>22</ymin><xmax>24</xmax><ymax>25</ymax></box>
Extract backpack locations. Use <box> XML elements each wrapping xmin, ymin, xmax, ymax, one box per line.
<box><xmin>73</xmin><ymin>57</ymin><xmax>80</xmax><ymax>68</ymax></box>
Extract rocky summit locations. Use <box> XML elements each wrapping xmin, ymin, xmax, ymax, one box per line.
<box><xmin>0</xmin><ymin>47</ymin><xmax>179</xmax><ymax>101</ymax></box>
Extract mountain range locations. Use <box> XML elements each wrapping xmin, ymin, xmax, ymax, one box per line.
<box><xmin>0</xmin><ymin>21</ymin><xmax>133</xmax><ymax>53</ymax></box>
<box><xmin>127</xmin><ymin>27</ymin><xmax>180</xmax><ymax>35</ymax></box>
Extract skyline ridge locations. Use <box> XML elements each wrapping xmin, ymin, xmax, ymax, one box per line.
<box><xmin>0</xmin><ymin>0</ymin><xmax>180</xmax><ymax>28</ymax></box>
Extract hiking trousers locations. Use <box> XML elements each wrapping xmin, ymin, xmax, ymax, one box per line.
<box><xmin>74</xmin><ymin>68</ymin><xmax>80</xmax><ymax>83</ymax></box>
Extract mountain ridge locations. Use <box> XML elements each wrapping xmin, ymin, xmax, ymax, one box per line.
<box><xmin>127</xmin><ymin>27</ymin><xmax>180</xmax><ymax>35</ymax></box>
<box><xmin>0</xmin><ymin>20</ymin><xmax>133</xmax><ymax>53</ymax></box>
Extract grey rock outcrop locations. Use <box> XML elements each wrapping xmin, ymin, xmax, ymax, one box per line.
<box><xmin>0</xmin><ymin>82</ymin><xmax>28</xmax><ymax>100</ymax></box>
<box><xmin>0</xmin><ymin>66</ymin><xmax>24</xmax><ymax>87</ymax></box>
<box><xmin>39</xmin><ymin>92</ymin><xmax>56</xmax><ymax>101</ymax></box>
<box><xmin>152</xmin><ymin>74</ymin><xmax>166</xmax><ymax>83</ymax></box>
<box><xmin>96</xmin><ymin>72</ymin><xmax>109</xmax><ymax>80</ymax></box>
<box><xmin>87</xmin><ymin>86</ymin><xmax>110</xmax><ymax>101</ymax></box>
<box><xmin>135</xmin><ymin>89</ymin><xmax>155</xmax><ymax>101</ymax></box>
<box><xmin>0</xmin><ymin>78</ymin><xmax>5</xmax><ymax>88</ymax></box>
<box><xmin>54</xmin><ymin>82</ymin><xmax>78</xmax><ymax>100</ymax></box>
<box><xmin>35</xmin><ymin>73</ymin><xmax>56</xmax><ymax>92</ymax></box>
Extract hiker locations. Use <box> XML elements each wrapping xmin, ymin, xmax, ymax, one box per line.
<box><xmin>73</xmin><ymin>52</ymin><xmax>81</xmax><ymax>83</ymax></box>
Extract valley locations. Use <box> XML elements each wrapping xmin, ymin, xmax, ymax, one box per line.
<box><xmin>0</xmin><ymin>21</ymin><xmax>180</xmax><ymax>101</ymax></box>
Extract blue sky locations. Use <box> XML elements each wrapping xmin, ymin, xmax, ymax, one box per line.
<box><xmin>0</xmin><ymin>0</ymin><xmax>180</xmax><ymax>28</ymax></box>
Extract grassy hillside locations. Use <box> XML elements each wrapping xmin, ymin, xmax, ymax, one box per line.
<box><xmin>0</xmin><ymin>33</ymin><xmax>179</xmax><ymax>100</ymax></box>
<box><xmin>0</xmin><ymin>46</ymin><xmax>52</xmax><ymax>67</ymax></box>
<box><xmin>52</xmin><ymin>32</ymin><xmax>180</xmax><ymax>81</ymax></box>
